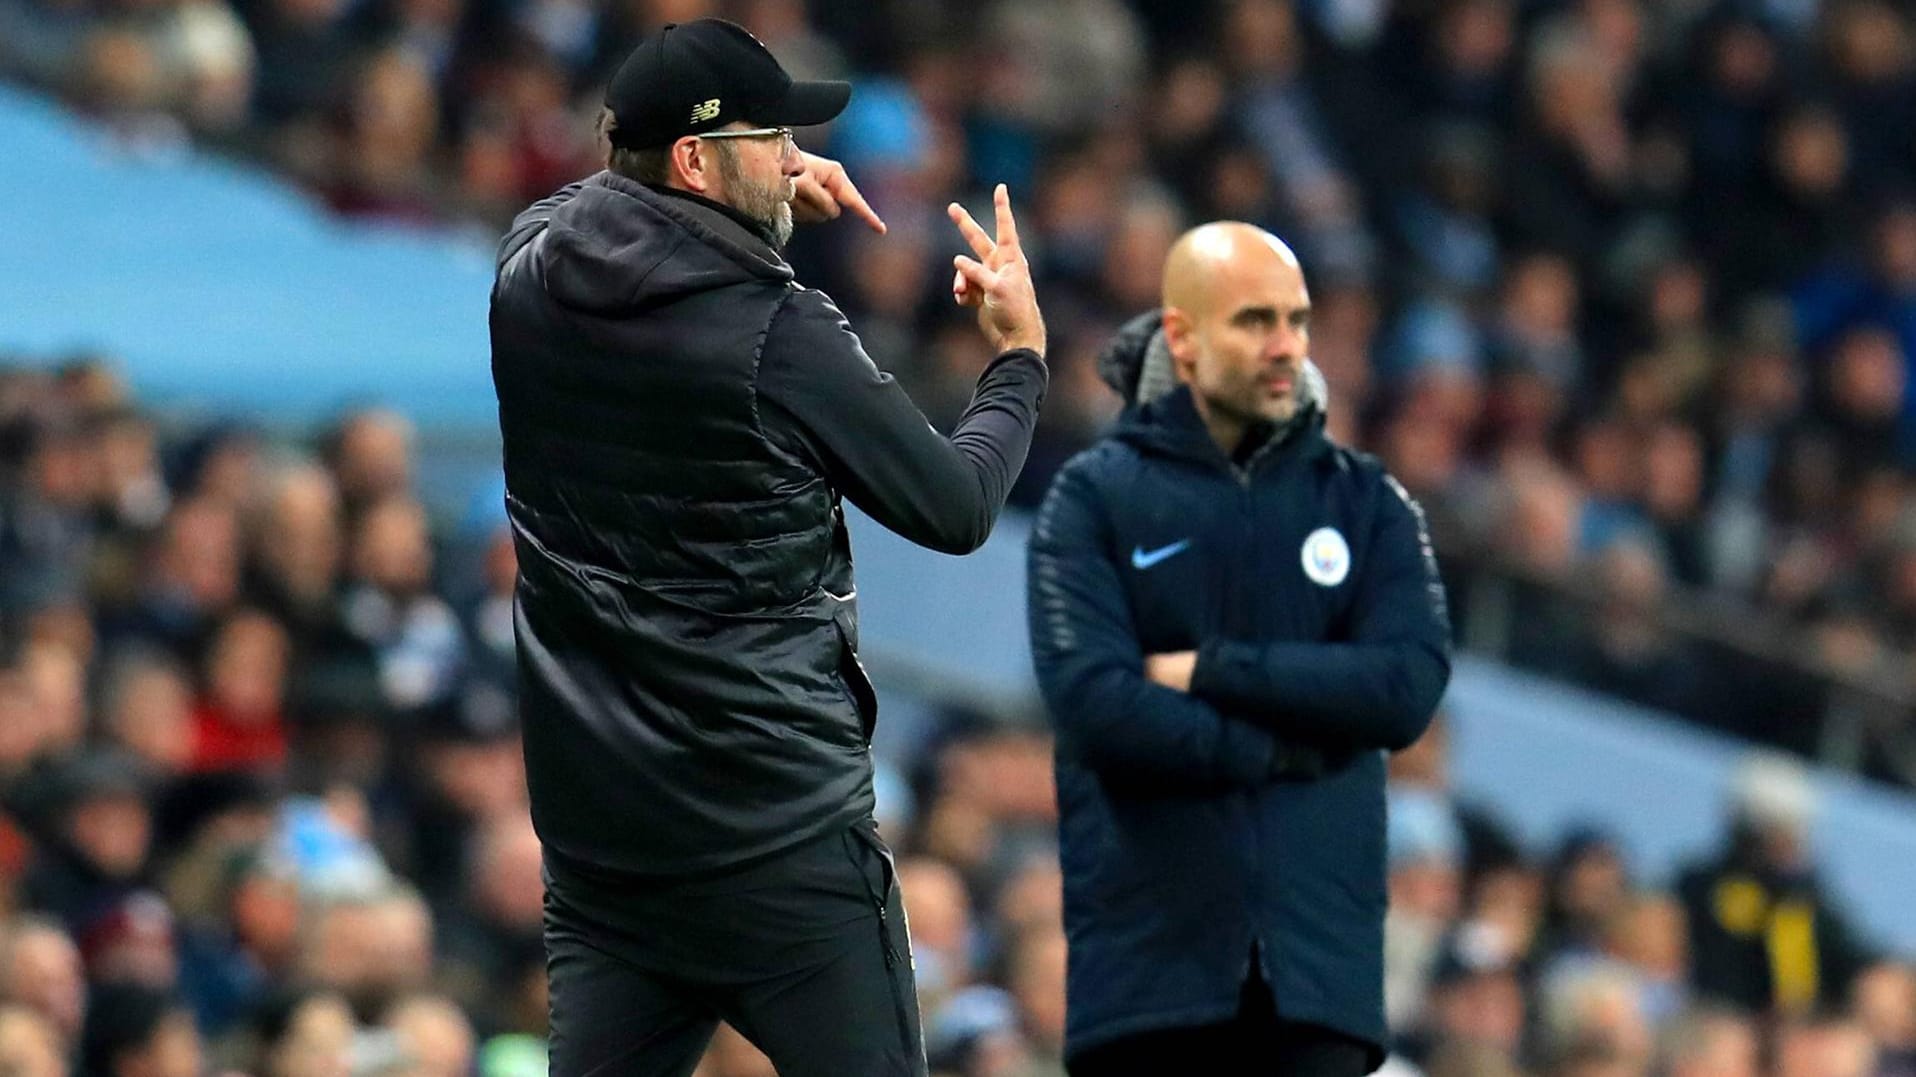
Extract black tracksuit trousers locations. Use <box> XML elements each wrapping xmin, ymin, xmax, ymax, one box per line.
<box><xmin>542</xmin><ymin>819</ymin><xmax>925</xmax><ymax>1077</ymax></box>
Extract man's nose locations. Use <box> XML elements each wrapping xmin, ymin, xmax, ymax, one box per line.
<box><xmin>1267</xmin><ymin>326</ymin><xmax>1304</xmax><ymax>363</ymax></box>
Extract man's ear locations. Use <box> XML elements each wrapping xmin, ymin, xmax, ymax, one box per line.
<box><xmin>671</xmin><ymin>136</ymin><xmax>714</xmax><ymax>194</ymax></box>
<box><xmin>1161</xmin><ymin>307</ymin><xmax>1199</xmax><ymax>381</ymax></box>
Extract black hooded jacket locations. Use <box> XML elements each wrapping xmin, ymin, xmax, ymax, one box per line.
<box><xmin>490</xmin><ymin>172</ymin><xmax>1046</xmax><ymax>877</ymax></box>
<box><xmin>1028</xmin><ymin>311</ymin><xmax>1450</xmax><ymax>1059</ymax></box>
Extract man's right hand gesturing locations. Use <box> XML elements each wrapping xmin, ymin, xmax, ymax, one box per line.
<box><xmin>948</xmin><ymin>184</ymin><xmax>1047</xmax><ymax>358</ymax></box>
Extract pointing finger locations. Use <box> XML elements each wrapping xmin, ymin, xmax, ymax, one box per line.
<box><xmin>947</xmin><ymin>202</ymin><xmax>996</xmax><ymax>261</ymax></box>
<box><xmin>826</xmin><ymin>166</ymin><xmax>887</xmax><ymax>233</ymax></box>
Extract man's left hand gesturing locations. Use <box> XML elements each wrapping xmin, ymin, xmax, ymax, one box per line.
<box><xmin>792</xmin><ymin>152</ymin><xmax>887</xmax><ymax>233</ymax></box>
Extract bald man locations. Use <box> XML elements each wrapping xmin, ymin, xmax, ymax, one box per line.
<box><xmin>1027</xmin><ymin>223</ymin><xmax>1451</xmax><ymax>1076</ymax></box>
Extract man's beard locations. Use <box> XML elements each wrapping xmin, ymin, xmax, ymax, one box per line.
<box><xmin>716</xmin><ymin>143</ymin><xmax>794</xmax><ymax>249</ymax></box>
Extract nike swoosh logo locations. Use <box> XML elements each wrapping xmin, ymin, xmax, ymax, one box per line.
<box><xmin>1131</xmin><ymin>539</ymin><xmax>1192</xmax><ymax>570</ymax></box>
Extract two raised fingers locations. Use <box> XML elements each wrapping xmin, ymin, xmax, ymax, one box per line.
<box><xmin>947</xmin><ymin>184</ymin><xmax>1027</xmax><ymax>303</ymax></box>
<box><xmin>946</xmin><ymin>184</ymin><xmax>1022</xmax><ymax>266</ymax></box>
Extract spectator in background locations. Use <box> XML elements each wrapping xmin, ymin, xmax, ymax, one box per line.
<box><xmin>1535</xmin><ymin>957</ymin><xmax>1655</xmax><ymax>1074</ymax></box>
<box><xmin>100</xmin><ymin>653</ymin><xmax>196</xmax><ymax>780</ymax></box>
<box><xmin>340</xmin><ymin>496</ymin><xmax>464</xmax><ymax>714</ymax></box>
<box><xmin>923</xmin><ymin>985</ymin><xmax>1035</xmax><ymax>1077</ymax></box>
<box><xmin>1227</xmin><ymin>0</ymin><xmax>1375</xmax><ymax>281</ymax></box>
<box><xmin>0</xmin><ymin>1004</ymin><xmax>68</xmax><ymax>1077</ymax></box>
<box><xmin>169</xmin><ymin>424</ymin><xmax>261</xmax><ymax>518</ymax></box>
<box><xmin>18</xmin><ymin>641</ymin><xmax>90</xmax><ymax>766</ymax></box>
<box><xmin>1815</xmin><ymin>324</ymin><xmax>1911</xmax><ymax>470</ymax></box>
<box><xmin>79</xmin><ymin>981</ymin><xmax>201</xmax><ymax>1077</ymax></box>
<box><xmin>298</xmin><ymin>886</ymin><xmax>432</xmax><ymax>1023</ymax></box>
<box><xmin>106</xmin><ymin>497</ymin><xmax>241</xmax><ymax>662</ymax></box>
<box><xmin>1773</xmin><ymin>1014</ymin><xmax>1881</xmax><ymax>1077</ymax></box>
<box><xmin>381</xmin><ymin>993</ymin><xmax>473</xmax><ymax>1077</ymax></box>
<box><xmin>1554</xmin><ymin>539</ymin><xmax>1706</xmax><ymax>716</ymax></box>
<box><xmin>240</xmin><ymin>0</ymin><xmax>353</xmax><ymax>128</ymax></box>
<box><xmin>0</xmin><ymin>918</ymin><xmax>86</xmax><ymax>1052</ymax></box>
<box><xmin>119</xmin><ymin>0</ymin><xmax>255</xmax><ymax>130</ymax></box>
<box><xmin>248</xmin><ymin>986</ymin><xmax>357</xmax><ymax>1077</ymax></box>
<box><xmin>400</xmin><ymin>680</ymin><xmax>524</xmax><ymax>912</ymax></box>
<box><xmin>1796</xmin><ymin>198</ymin><xmax>1916</xmax><ymax>405</ymax></box>
<box><xmin>1413</xmin><ymin>927</ymin><xmax>1527</xmax><ymax>1071</ymax></box>
<box><xmin>1003</xmin><ymin>925</ymin><xmax>1066</xmax><ymax>1075</ymax></box>
<box><xmin>77</xmin><ymin>890</ymin><xmax>179</xmax><ymax>989</ymax></box>
<box><xmin>897</xmin><ymin>856</ymin><xmax>975</xmax><ymax>1018</ymax></box>
<box><xmin>0</xmin><ymin>418</ymin><xmax>98</xmax><ymax>618</ymax></box>
<box><xmin>172</xmin><ymin>848</ymin><xmax>299</xmax><ymax>1038</ymax></box>
<box><xmin>188</xmin><ymin>609</ymin><xmax>291</xmax><ymax>774</ymax></box>
<box><xmin>1503</xmin><ymin>22</ymin><xmax>1638</xmax><ymax>282</ymax></box>
<box><xmin>1383</xmin><ymin>785</ymin><xmax>1465</xmax><ymax>1041</ymax></box>
<box><xmin>1851</xmin><ymin>960</ymin><xmax>1916</xmax><ymax>1076</ymax></box>
<box><xmin>1541</xmin><ymin>828</ymin><xmax>1631</xmax><ymax>964</ymax></box>
<box><xmin>244</xmin><ymin>464</ymin><xmax>349</xmax><ymax>663</ymax></box>
<box><xmin>1654</xmin><ymin>1006</ymin><xmax>1759</xmax><ymax>1077</ymax></box>
<box><xmin>320</xmin><ymin>410</ymin><xmax>412</xmax><ymax>526</ymax></box>
<box><xmin>1677</xmin><ymin>752</ymin><xmax>1873</xmax><ymax>1015</ymax></box>
<box><xmin>434</xmin><ymin>815</ymin><xmax>540</xmax><ymax>1034</ymax></box>
<box><xmin>20</xmin><ymin>753</ymin><xmax>155</xmax><ymax>936</ymax></box>
<box><xmin>457</xmin><ymin>526</ymin><xmax>515</xmax><ymax>690</ymax></box>
<box><xmin>1598</xmin><ymin>893</ymin><xmax>1690</xmax><ymax>1025</ymax></box>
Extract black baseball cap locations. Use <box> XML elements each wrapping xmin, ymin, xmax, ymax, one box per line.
<box><xmin>604</xmin><ymin>19</ymin><xmax>851</xmax><ymax>151</ymax></box>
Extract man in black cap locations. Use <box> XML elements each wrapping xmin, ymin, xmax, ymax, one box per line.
<box><xmin>488</xmin><ymin>17</ymin><xmax>1047</xmax><ymax>1077</ymax></box>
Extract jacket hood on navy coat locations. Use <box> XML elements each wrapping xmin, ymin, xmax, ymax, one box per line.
<box><xmin>1098</xmin><ymin>308</ymin><xmax>1332</xmax><ymax>411</ymax></box>
<box><xmin>500</xmin><ymin>172</ymin><xmax>793</xmax><ymax>316</ymax></box>
<box><xmin>1097</xmin><ymin>308</ymin><xmax>1332</xmax><ymax>462</ymax></box>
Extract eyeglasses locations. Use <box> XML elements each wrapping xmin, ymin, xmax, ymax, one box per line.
<box><xmin>698</xmin><ymin>126</ymin><xmax>796</xmax><ymax>155</ymax></box>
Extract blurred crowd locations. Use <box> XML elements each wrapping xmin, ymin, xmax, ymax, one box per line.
<box><xmin>0</xmin><ymin>361</ymin><xmax>552</xmax><ymax>1077</ymax></box>
<box><xmin>8</xmin><ymin>0</ymin><xmax>1916</xmax><ymax>1073</ymax></box>
<box><xmin>0</xmin><ymin>354</ymin><xmax>1910</xmax><ymax>1075</ymax></box>
<box><xmin>1375</xmin><ymin>727</ymin><xmax>1915</xmax><ymax>1077</ymax></box>
<box><xmin>8</xmin><ymin>0</ymin><xmax>1916</xmax><ymax>752</ymax></box>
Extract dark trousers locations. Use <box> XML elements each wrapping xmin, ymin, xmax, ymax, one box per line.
<box><xmin>542</xmin><ymin>819</ymin><xmax>925</xmax><ymax>1077</ymax></box>
<box><xmin>1067</xmin><ymin>974</ymin><xmax>1376</xmax><ymax>1077</ymax></box>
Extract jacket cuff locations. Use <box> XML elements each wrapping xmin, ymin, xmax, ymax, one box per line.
<box><xmin>1192</xmin><ymin>639</ymin><xmax>1253</xmax><ymax>708</ymax></box>
<box><xmin>988</xmin><ymin>346</ymin><xmax>1047</xmax><ymax>379</ymax></box>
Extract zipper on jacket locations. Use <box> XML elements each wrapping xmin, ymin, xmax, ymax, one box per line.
<box><xmin>1237</xmin><ymin>481</ymin><xmax>1271</xmax><ymax>997</ymax></box>
<box><xmin>852</xmin><ymin>827</ymin><xmax>918</xmax><ymax>1062</ymax></box>
<box><xmin>878</xmin><ymin>900</ymin><xmax>899</xmax><ymax>969</ymax></box>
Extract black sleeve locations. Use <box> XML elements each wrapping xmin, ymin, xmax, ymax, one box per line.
<box><xmin>1027</xmin><ymin>457</ymin><xmax>1285</xmax><ymax>792</ymax></box>
<box><xmin>756</xmin><ymin>288</ymin><xmax>1047</xmax><ymax>555</ymax></box>
<box><xmin>1189</xmin><ymin>474</ymin><xmax>1453</xmax><ymax>752</ymax></box>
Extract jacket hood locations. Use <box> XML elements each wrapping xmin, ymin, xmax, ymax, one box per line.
<box><xmin>518</xmin><ymin>172</ymin><xmax>794</xmax><ymax>315</ymax></box>
<box><xmin>1100</xmin><ymin>309</ymin><xmax>1331</xmax><ymax>464</ymax></box>
<box><xmin>1097</xmin><ymin>308</ymin><xmax>1330</xmax><ymax>414</ymax></box>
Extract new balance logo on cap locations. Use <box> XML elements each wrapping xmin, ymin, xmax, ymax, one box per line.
<box><xmin>689</xmin><ymin>99</ymin><xmax>721</xmax><ymax>123</ymax></box>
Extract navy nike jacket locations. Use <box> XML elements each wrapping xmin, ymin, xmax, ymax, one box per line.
<box><xmin>1026</xmin><ymin>312</ymin><xmax>1452</xmax><ymax>1062</ymax></box>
